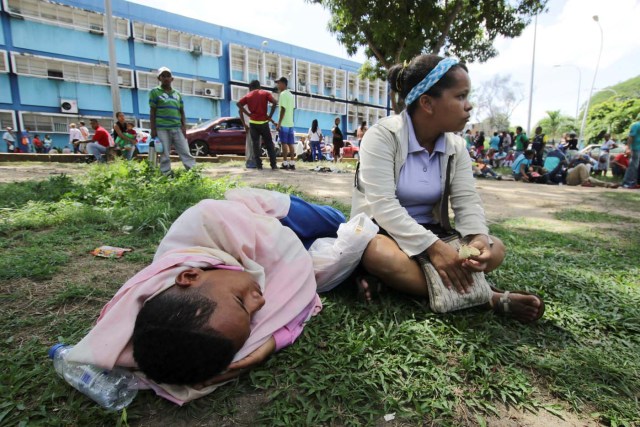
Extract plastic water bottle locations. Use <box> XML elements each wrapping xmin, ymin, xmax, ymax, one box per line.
<box><xmin>48</xmin><ymin>344</ymin><xmax>138</xmax><ymax>411</ymax></box>
<box><xmin>148</xmin><ymin>137</ymin><xmax>157</xmax><ymax>167</ymax></box>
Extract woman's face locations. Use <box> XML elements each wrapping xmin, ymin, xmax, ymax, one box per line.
<box><xmin>426</xmin><ymin>68</ymin><xmax>473</xmax><ymax>133</ymax></box>
<box><xmin>117</xmin><ymin>113</ymin><xmax>125</xmax><ymax>122</ymax></box>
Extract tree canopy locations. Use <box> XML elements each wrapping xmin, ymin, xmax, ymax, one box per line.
<box><xmin>585</xmin><ymin>99</ymin><xmax>640</xmax><ymax>142</ymax></box>
<box><xmin>309</xmin><ymin>0</ymin><xmax>548</xmax><ymax>77</ymax></box>
<box><xmin>535</xmin><ymin>110</ymin><xmax>577</xmax><ymax>142</ymax></box>
<box><xmin>472</xmin><ymin>74</ymin><xmax>523</xmax><ymax>131</ymax></box>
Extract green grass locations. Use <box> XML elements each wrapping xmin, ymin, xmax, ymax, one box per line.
<box><xmin>1</xmin><ymin>161</ymin><xmax>639</xmax><ymax>426</ymax></box>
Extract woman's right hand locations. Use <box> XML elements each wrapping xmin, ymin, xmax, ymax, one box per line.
<box><xmin>425</xmin><ymin>240</ymin><xmax>474</xmax><ymax>294</ymax></box>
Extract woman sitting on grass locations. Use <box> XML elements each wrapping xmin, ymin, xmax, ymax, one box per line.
<box><xmin>351</xmin><ymin>54</ymin><xmax>544</xmax><ymax>323</ymax></box>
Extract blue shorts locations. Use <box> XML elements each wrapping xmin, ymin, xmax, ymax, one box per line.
<box><xmin>278</xmin><ymin>126</ymin><xmax>295</xmax><ymax>145</ymax></box>
<box><xmin>280</xmin><ymin>195</ymin><xmax>346</xmax><ymax>249</ymax></box>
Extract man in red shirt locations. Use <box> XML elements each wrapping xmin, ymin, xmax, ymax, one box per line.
<box><xmin>237</xmin><ymin>80</ymin><xmax>278</xmax><ymax>170</ymax></box>
<box><xmin>85</xmin><ymin>118</ymin><xmax>112</xmax><ymax>162</ymax></box>
<box><xmin>611</xmin><ymin>148</ymin><xmax>630</xmax><ymax>178</ymax></box>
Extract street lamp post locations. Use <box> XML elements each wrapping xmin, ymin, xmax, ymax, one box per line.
<box><xmin>578</xmin><ymin>15</ymin><xmax>604</xmax><ymax>147</ymax></box>
<box><xmin>553</xmin><ymin>64</ymin><xmax>582</xmax><ymax>120</ymax></box>
<box><xmin>526</xmin><ymin>14</ymin><xmax>538</xmax><ymax>135</ymax></box>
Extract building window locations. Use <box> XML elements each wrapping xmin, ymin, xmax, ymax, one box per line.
<box><xmin>19</xmin><ymin>112</ymin><xmax>115</xmax><ymax>134</ymax></box>
<box><xmin>11</xmin><ymin>53</ymin><xmax>134</xmax><ymax>87</ymax></box>
<box><xmin>228</xmin><ymin>44</ymin><xmax>294</xmax><ymax>86</ymax></box>
<box><xmin>0</xmin><ymin>110</ymin><xmax>17</xmax><ymax>130</ymax></box>
<box><xmin>230</xmin><ymin>85</ymin><xmax>249</xmax><ymax>102</ymax></box>
<box><xmin>136</xmin><ymin>71</ymin><xmax>224</xmax><ymax>99</ymax></box>
<box><xmin>0</xmin><ymin>51</ymin><xmax>8</xmax><ymax>73</ymax></box>
<box><xmin>296</xmin><ymin>95</ymin><xmax>346</xmax><ymax>116</ymax></box>
<box><xmin>132</xmin><ymin>22</ymin><xmax>222</xmax><ymax>57</ymax></box>
<box><xmin>4</xmin><ymin>0</ymin><xmax>130</xmax><ymax>38</ymax></box>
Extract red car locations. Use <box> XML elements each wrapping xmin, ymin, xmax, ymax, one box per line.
<box><xmin>187</xmin><ymin>117</ymin><xmax>281</xmax><ymax>157</ymax></box>
<box><xmin>341</xmin><ymin>141</ymin><xmax>360</xmax><ymax>159</ymax></box>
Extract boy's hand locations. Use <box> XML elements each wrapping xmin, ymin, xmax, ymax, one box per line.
<box><xmin>193</xmin><ymin>337</ymin><xmax>276</xmax><ymax>389</ymax></box>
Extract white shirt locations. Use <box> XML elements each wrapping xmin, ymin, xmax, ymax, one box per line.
<box><xmin>3</xmin><ymin>131</ymin><xmax>15</xmax><ymax>143</ymax></box>
<box><xmin>308</xmin><ymin>129</ymin><xmax>322</xmax><ymax>142</ymax></box>
<box><xmin>79</xmin><ymin>126</ymin><xmax>90</xmax><ymax>140</ymax></box>
<box><xmin>69</xmin><ymin>128</ymin><xmax>82</xmax><ymax>142</ymax></box>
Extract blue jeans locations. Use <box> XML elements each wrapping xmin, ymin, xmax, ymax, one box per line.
<box><xmin>280</xmin><ymin>196</ymin><xmax>346</xmax><ymax>249</ymax></box>
<box><xmin>622</xmin><ymin>149</ymin><xmax>640</xmax><ymax>187</ymax></box>
<box><xmin>86</xmin><ymin>142</ymin><xmax>107</xmax><ymax>161</ymax></box>
<box><xmin>310</xmin><ymin>141</ymin><xmax>321</xmax><ymax>161</ymax></box>
<box><xmin>156</xmin><ymin>129</ymin><xmax>196</xmax><ymax>174</ymax></box>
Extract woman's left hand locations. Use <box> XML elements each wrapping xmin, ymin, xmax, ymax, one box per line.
<box><xmin>461</xmin><ymin>235</ymin><xmax>492</xmax><ymax>272</ymax></box>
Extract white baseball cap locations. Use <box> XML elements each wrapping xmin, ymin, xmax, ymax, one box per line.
<box><xmin>157</xmin><ymin>67</ymin><xmax>172</xmax><ymax>77</ymax></box>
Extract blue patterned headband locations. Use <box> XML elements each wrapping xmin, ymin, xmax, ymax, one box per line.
<box><xmin>404</xmin><ymin>58</ymin><xmax>459</xmax><ymax>107</ymax></box>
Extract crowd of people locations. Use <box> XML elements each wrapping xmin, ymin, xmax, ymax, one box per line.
<box><xmin>459</xmin><ymin>123</ymin><xmax>639</xmax><ymax>189</ymax></box>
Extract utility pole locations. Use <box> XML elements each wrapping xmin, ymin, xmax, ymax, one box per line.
<box><xmin>105</xmin><ymin>0</ymin><xmax>121</xmax><ymax>113</ymax></box>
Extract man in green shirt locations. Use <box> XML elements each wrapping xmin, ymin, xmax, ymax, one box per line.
<box><xmin>514</xmin><ymin>126</ymin><xmax>528</xmax><ymax>158</ymax></box>
<box><xmin>149</xmin><ymin>67</ymin><xmax>196</xmax><ymax>175</ymax></box>
<box><xmin>622</xmin><ymin>114</ymin><xmax>640</xmax><ymax>189</ymax></box>
<box><xmin>275</xmin><ymin>77</ymin><xmax>296</xmax><ymax>170</ymax></box>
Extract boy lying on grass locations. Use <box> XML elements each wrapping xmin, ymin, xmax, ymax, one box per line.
<box><xmin>66</xmin><ymin>188</ymin><xmax>345</xmax><ymax>404</ymax></box>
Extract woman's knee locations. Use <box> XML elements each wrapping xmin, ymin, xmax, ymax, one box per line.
<box><xmin>362</xmin><ymin>235</ymin><xmax>409</xmax><ymax>276</ymax></box>
<box><xmin>486</xmin><ymin>235</ymin><xmax>506</xmax><ymax>273</ymax></box>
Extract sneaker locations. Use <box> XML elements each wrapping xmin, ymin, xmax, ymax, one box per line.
<box><xmin>279</xmin><ymin>163</ymin><xmax>289</xmax><ymax>170</ymax></box>
<box><xmin>289</xmin><ymin>164</ymin><xmax>296</xmax><ymax>171</ymax></box>
<box><xmin>271</xmin><ymin>165</ymin><xmax>278</xmax><ymax>170</ymax></box>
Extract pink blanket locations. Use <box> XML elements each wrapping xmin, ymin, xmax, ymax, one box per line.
<box><xmin>67</xmin><ymin>189</ymin><xmax>321</xmax><ymax>404</ymax></box>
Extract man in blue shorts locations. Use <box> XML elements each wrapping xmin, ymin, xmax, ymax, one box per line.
<box><xmin>275</xmin><ymin>77</ymin><xmax>296</xmax><ymax>170</ymax></box>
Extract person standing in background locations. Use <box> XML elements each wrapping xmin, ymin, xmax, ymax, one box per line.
<box><xmin>356</xmin><ymin>121</ymin><xmax>368</xmax><ymax>147</ymax></box>
<box><xmin>308</xmin><ymin>119</ymin><xmax>323</xmax><ymax>162</ymax></box>
<box><xmin>275</xmin><ymin>77</ymin><xmax>296</xmax><ymax>170</ymax></box>
<box><xmin>3</xmin><ymin>126</ymin><xmax>15</xmax><ymax>153</ymax></box>
<box><xmin>43</xmin><ymin>134</ymin><xmax>53</xmax><ymax>153</ymax></box>
<box><xmin>237</xmin><ymin>80</ymin><xmax>279</xmax><ymax>170</ymax></box>
<box><xmin>514</xmin><ymin>126</ymin><xmax>528</xmax><ymax>159</ymax></box>
<box><xmin>331</xmin><ymin>117</ymin><xmax>343</xmax><ymax>163</ymax></box>
<box><xmin>622</xmin><ymin>114</ymin><xmax>640</xmax><ymax>189</ymax></box>
<box><xmin>149</xmin><ymin>67</ymin><xmax>196</xmax><ymax>175</ymax></box>
<box><xmin>242</xmin><ymin>108</ymin><xmax>257</xmax><ymax>168</ymax></box>
<box><xmin>69</xmin><ymin>123</ymin><xmax>82</xmax><ymax>154</ymax></box>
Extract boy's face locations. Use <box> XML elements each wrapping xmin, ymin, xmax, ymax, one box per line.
<box><xmin>172</xmin><ymin>268</ymin><xmax>265</xmax><ymax>350</ymax></box>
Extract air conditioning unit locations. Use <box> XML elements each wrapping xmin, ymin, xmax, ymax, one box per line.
<box><xmin>191</xmin><ymin>44</ymin><xmax>203</xmax><ymax>56</ymax></box>
<box><xmin>143</xmin><ymin>34</ymin><xmax>156</xmax><ymax>45</ymax></box>
<box><xmin>298</xmin><ymin>85</ymin><xmax>307</xmax><ymax>92</ymax></box>
<box><xmin>325</xmin><ymin>82</ymin><xmax>333</xmax><ymax>88</ymax></box>
<box><xmin>265</xmin><ymin>79</ymin><xmax>275</xmax><ymax>87</ymax></box>
<box><xmin>268</xmin><ymin>72</ymin><xmax>277</xmax><ymax>80</ymax></box>
<box><xmin>204</xmin><ymin>88</ymin><xmax>218</xmax><ymax>97</ymax></box>
<box><xmin>60</xmin><ymin>99</ymin><xmax>78</xmax><ymax>114</ymax></box>
<box><xmin>89</xmin><ymin>23</ymin><xmax>104</xmax><ymax>34</ymax></box>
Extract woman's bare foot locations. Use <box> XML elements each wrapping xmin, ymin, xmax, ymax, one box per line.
<box><xmin>356</xmin><ymin>275</ymin><xmax>384</xmax><ymax>303</ymax></box>
<box><xmin>490</xmin><ymin>290</ymin><xmax>544</xmax><ymax>323</ymax></box>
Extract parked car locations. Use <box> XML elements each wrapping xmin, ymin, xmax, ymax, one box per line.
<box><xmin>341</xmin><ymin>141</ymin><xmax>360</xmax><ymax>159</ymax></box>
<box><xmin>186</xmin><ymin>117</ymin><xmax>281</xmax><ymax>157</ymax></box>
<box><xmin>579</xmin><ymin>143</ymin><xmax>627</xmax><ymax>161</ymax></box>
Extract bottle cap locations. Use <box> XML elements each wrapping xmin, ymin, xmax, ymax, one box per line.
<box><xmin>48</xmin><ymin>343</ymin><xmax>66</xmax><ymax>359</ymax></box>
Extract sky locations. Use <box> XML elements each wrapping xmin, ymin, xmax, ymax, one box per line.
<box><xmin>130</xmin><ymin>0</ymin><xmax>640</xmax><ymax>132</ymax></box>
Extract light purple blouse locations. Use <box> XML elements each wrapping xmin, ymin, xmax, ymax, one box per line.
<box><xmin>396</xmin><ymin>113</ymin><xmax>445</xmax><ymax>224</ymax></box>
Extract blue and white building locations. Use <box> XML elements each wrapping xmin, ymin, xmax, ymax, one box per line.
<box><xmin>0</xmin><ymin>0</ymin><xmax>390</xmax><ymax>150</ymax></box>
